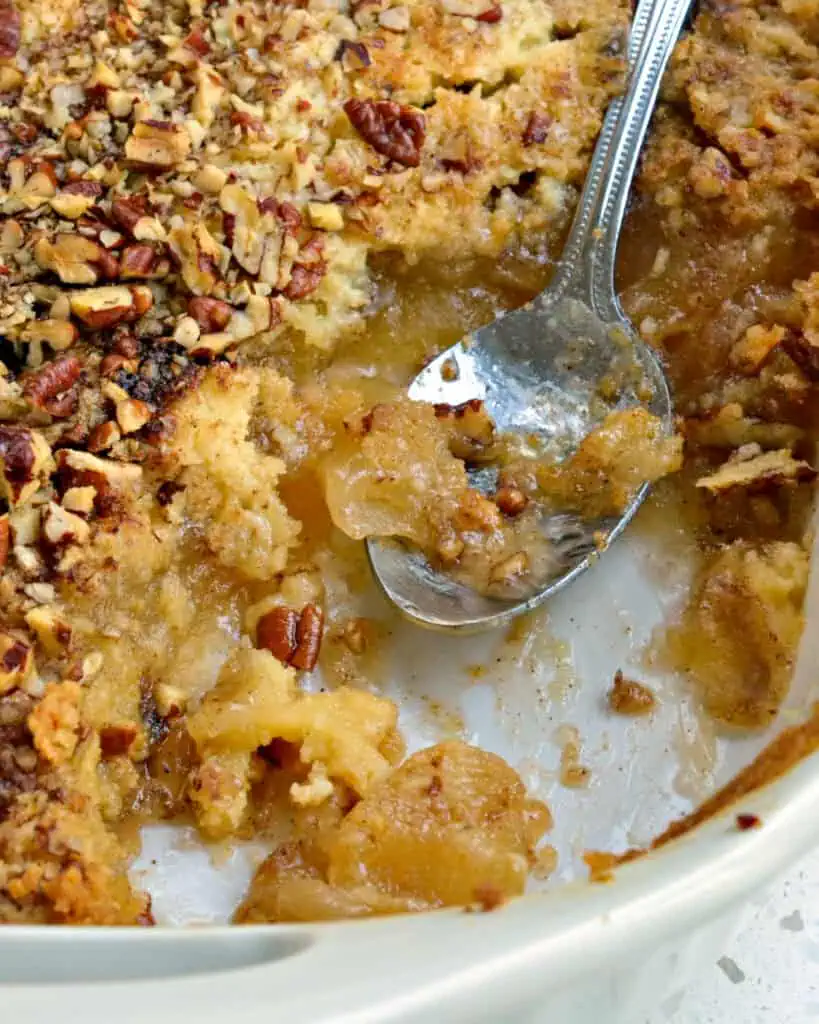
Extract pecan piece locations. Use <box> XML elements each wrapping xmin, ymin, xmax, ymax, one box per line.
<box><xmin>184</xmin><ymin>23</ymin><xmax>210</xmax><ymax>56</ymax></box>
<box><xmin>285</xmin><ymin>261</ymin><xmax>327</xmax><ymax>300</ymax></box>
<box><xmin>34</xmin><ymin>234</ymin><xmax>112</xmax><ymax>286</ymax></box>
<box><xmin>63</xmin><ymin>181</ymin><xmax>105</xmax><ymax>199</ymax></box>
<box><xmin>0</xmin><ymin>426</ymin><xmax>53</xmax><ymax>506</ymax></box>
<box><xmin>23</xmin><ymin>355</ymin><xmax>82</xmax><ymax>419</ymax></box>
<box><xmin>522</xmin><ymin>112</ymin><xmax>552</xmax><ymax>146</ymax></box>
<box><xmin>99</xmin><ymin>723</ymin><xmax>138</xmax><ymax>758</ymax></box>
<box><xmin>42</xmin><ymin>500</ymin><xmax>91</xmax><ymax>547</ymax></box>
<box><xmin>344</xmin><ymin>98</ymin><xmax>425</xmax><ymax>167</ymax></box>
<box><xmin>257</xmin><ymin>606</ymin><xmax>298</xmax><ymax>663</ymax></box>
<box><xmin>120</xmin><ymin>244</ymin><xmax>156</xmax><ymax>279</ymax></box>
<box><xmin>0</xmin><ymin>0</ymin><xmax>21</xmax><ymax>59</ymax></box>
<box><xmin>230</xmin><ymin>110</ymin><xmax>266</xmax><ymax>135</ymax></box>
<box><xmin>188</xmin><ymin>296</ymin><xmax>232</xmax><ymax>332</ymax></box>
<box><xmin>70</xmin><ymin>285</ymin><xmax>151</xmax><ymax>328</ymax></box>
<box><xmin>87</xmin><ymin>421</ymin><xmax>121</xmax><ymax>452</ymax></box>
<box><xmin>335</xmin><ymin>39</ymin><xmax>371</xmax><ymax>70</ymax></box>
<box><xmin>111</xmin><ymin>195</ymin><xmax>149</xmax><ymax>234</ymax></box>
<box><xmin>494</xmin><ymin>485</ymin><xmax>528</xmax><ymax>517</ymax></box>
<box><xmin>99</xmin><ymin>353</ymin><xmax>132</xmax><ymax>378</ymax></box>
<box><xmin>125</xmin><ymin>121</ymin><xmax>191</xmax><ymax>170</ymax></box>
<box><xmin>256</xmin><ymin>604</ymin><xmax>325</xmax><ymax>670</ymax></box>
<box><xmin>290</xmin><ymin>604</ymin><xmax>324</xmax><ymax>671</ymax></box>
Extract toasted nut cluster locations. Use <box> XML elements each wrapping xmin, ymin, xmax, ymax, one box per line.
<box><xmin>256</xmin><ymin>604</ymin><xmax>325</xmax><ymax>671</ymax></box>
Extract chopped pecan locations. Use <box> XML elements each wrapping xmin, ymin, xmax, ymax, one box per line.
<box><xmin>116</xmin><ymin>398</ymin><xmax>152</xmax><ymax>435</ymax></box>
<box><xmin>257</xmin><ymin>199</ymin><xmax>302</xmax><ymax>232</ymax></box>
<box><xmin>112</xmin><ymin>329</ymin><xmax>140</xmax><ymax>358</ymax></box>
<box><xmin>55</xmin><ymin>449</ymin><xmax>141</xmax><ymax>516</ymax></box>
<box><xmin>111</xmin><ymin>195</ymin><xmax>149</xmax><ymax>234</ymax></box>
<box><xmin>100</xmin><ymin>723</ymin><xmax>138</xmax><ymax>758</ymax></box>
<box><xmin>335</xmin><ymin>39</ymin><xmax>371</xmax><ymax>70</ymax></box>
<box><xmin>70</xmin><ymin>285</ymin><xmax>151</xmax><ymax>328</ymax></box>
<box><xmin>87</xmin><ymin>421</ymin><xmax>121</xmax><ymax>452</ymax></box>
<box><xmin>522</xmin><ymin>112</ymin><xmax>552</xmax><ymax>145</ymax></box>
<box><xmin>0</xmin><ymin>426</ymin><xmax>53</xmax><ymax>506</ymax></box>
<box><xmin>230</xmin><ymin>110</ymin><xmax>266</xmax><ymax>135</ymax></box>
<box><xmin>344</xmin><ymin>98</ymin><xmax>425</xmax><ymax>168</ymax></box>
<box><xmin>188</xmin><ymin>296</ymin><xmax>232</xmax><ymax>332</ymax></box>
<box><xmin>291</xmin><ymin>604</ymin><xmax>325</xmax><ymax>671</ymax></box>
<box><xmin>23</xmin><ymin>355</ymin><xmax>82</xmax><ymax>419</ymax></box>
<box><xmin>34</xmin><ymin>234</ymin><xmax>113</xmax><ymax>286</ymax></box>
<box><xmin>42</xmin><ymin>501</ymin><xmax>91</xmax><ymax>547</ymax></box>
<box><xmin>0</xmin><ymin>0</ymin><xmax>20</xmax><ymax>59</ymax></box>
<box><xmin>256</xmin><ymin>606</ymin><xmax>298</xmax><ymax>663</ymax></box>
<box><xmin>494</xmin><ymin>485</ymin><xmax>528</xmax><ymax>517</ymax></box>
<box><xmin>63</xmin><ymin>181</ymin><xmax>105</xmax><ymax>199</ymax></box>
<box><xmin>21</xmin><ymin>319</ymin><xmax>78</xmax><ymax>351</ymax></box>
<box><xmin>285</xmin><ymin>261</ymin><xmax>327</xmax><ymax>300</ymax></box>
<box><xmin>184</xmin><ymin>23</ymin><xmax>210</xmax><ymax>55</ymax></box>
<box><xmin>99</xmin><ymin>353</ymin><xmax>132</xmax><ymax>378</ymax></box>
<box><xmin>120</xmin><ymin>244</ymin><xmax>156</xmax><ymax>279</ymax></box>
<box><xmin>256</xmin><ymin>604</ymin><xmax>325</xmax><ymax>670</ymax></box>
<box><xmin>125</xmin><ymin>121</ymin><xmax>191</xmax><ymax>170</ymax></box>
<box><xmin>131</xmin><ymin>285</ymin><xmax>153</xmax><ymax>317</ymax></box>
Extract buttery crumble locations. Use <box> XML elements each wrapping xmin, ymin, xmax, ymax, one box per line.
<box><xmin>0</xmin><ymin>0</ymin><xmax>816</xmax><ymax>925</ymax></box>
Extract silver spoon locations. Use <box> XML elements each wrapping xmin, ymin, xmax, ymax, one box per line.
<box><xmin>367</xmin><ymin>0</ymin><xmax>694</xmax><ymax>633</ymax></box>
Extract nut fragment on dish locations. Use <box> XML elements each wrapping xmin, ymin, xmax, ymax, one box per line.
<box><xmin>0</xmin><ymin>0</ymin><xmax>816</xmax><ymax>927</ymax></box>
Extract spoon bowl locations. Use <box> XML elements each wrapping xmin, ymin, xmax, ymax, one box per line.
<box><xmin>367</xmin><ymin>297</ymin><xmax>671</xmax><ymax>632</ymax></box>
<box><xmin>368</xmin><ymin>0</ymin><xmax>693</xmax><ymax>632</ymax></box>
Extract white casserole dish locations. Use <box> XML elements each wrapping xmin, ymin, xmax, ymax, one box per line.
<box><xmin>1</xmin><ymin>494</ymin><xmax>817</xmax><ymax>1023</ymax></box>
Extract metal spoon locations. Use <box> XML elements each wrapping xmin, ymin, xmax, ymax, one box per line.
<box><xmin>367</xmin><ymin>0</ymin><xmax>694</xmax><ymax>632</ymax></box>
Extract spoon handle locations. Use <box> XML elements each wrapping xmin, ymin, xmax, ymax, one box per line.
<box><xmin>550</xmin><ymin>0</ymin><xmax>695</xmax><ymax>317</ymax></box>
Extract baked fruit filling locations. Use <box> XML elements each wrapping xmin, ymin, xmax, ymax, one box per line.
<box><xmin>0</xmin><ymin>0</ymin><xmax>816</xmax><ymax>924</ymax></box>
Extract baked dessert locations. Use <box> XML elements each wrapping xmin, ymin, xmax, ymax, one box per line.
<box><xmin>0</xmin><ymin>0</ymin><xmax>815</xmax><ymax>925</ymax></box>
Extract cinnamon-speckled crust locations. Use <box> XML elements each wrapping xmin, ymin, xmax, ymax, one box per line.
<box><xmin>638</xmin><ymin>0</ymin><xmax>819</xmax><ymax>231</ymax></box>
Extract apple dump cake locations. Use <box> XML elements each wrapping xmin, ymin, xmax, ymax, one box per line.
<box><xmin>0</xmin><ymin>0</ymin><xmax>816</xmax><ymax>924</ymax></box>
